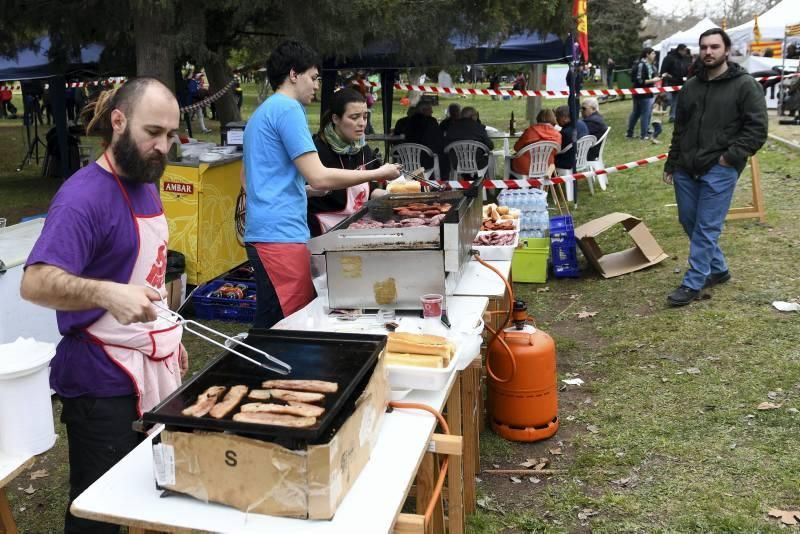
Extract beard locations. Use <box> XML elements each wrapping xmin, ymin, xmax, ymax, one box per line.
<box><xmin>111</xmin><ymin>128</ymin><xmax>167</xmax><ymax>184</ymax></box>
<box><xmin>703</xmin><ymin>55</ymin><xmax>727</xmax><ymax>70</ymax></box>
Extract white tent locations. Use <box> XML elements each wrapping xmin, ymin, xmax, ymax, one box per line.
<box><xmin>655</xmin><ymin>17</ymin><xmax>720</xmax><ymax>68</ymax></box>
<box><xmin>728</xmin><ymin>0</ymin><xmax>800</xmax><ymax>55</ymax></box>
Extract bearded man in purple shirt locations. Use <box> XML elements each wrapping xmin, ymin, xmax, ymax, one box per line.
<box><xmin>21</xmin><ymin>77</ymin><xmax>187</xmax><ymax>534</ymax></box>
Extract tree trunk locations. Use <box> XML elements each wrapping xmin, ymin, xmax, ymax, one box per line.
<box><xmin>205</xmin><ymin>49</ymin><xmax>241</xmax><ymax>126</ymax></box>
<box><xmin>526</xmin><ymin>64</ymin><xmax>544</xmax><ymax>126</ymax></box>
<box><xmin>132</xmin><ymin>1</ymin><xmax>176</xmax><ymax>92</ymax></box>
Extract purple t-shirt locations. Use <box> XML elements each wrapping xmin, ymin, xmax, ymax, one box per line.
<box><xmin>26</xmin><ymin>162</ymin><xmax>162</xmax><ymax>398</ymax></box>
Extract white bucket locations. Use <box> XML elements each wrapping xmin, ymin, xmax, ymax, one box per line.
<box><xmin>0</xmin><ymin>338</ymin><xmax>57</xmax><ymax>456</ymax></box>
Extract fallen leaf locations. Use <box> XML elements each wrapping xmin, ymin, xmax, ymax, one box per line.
<box><xmin>536</xmin><ymin>287</ymin><xmax>550</xmax><ymax>293</ymax></box>
<box><xmin>22</xmin><ymin>485</ymin><xmax>35</xmax><ymax>495</ymax></box>
<box><xmin>767</xmin><ymin>391</ymin><xmax>779</xmax><ymax>400</ymax></box>
<box><xmin>492</xmin><ymin>463</ymin><xmax>500</xmax><ymax>469</ymax></box>
<box><xmin>757</xmin><ymin>402</ymin><xmax>782</xmax><ymax>410</ymax></box>
<box><xmin>686</xmin><ymin>367</ymin><xmax>701</xmax><ymax>375</ymax></box>
<box><xmin>29</xmin><ymin>469</ymin><xmax>48</xmax><ymax>480</ymax></box>
<box><xmin>519</xmin><ymin>458</ymin><xmax>538</xmax><ymax>468</ymax></box>
<box><xmin>575</xmin><ymin>310</ymin><xmax>598</xmax><ymax>319</ymax></box>
<box><xmin>768</xmin><ymin>508</ymin><xmax>800</xmax><ymax>525</ymax></box>
<box><xmin>529</xmin><ymin>477</ymin><xmax>541</xmax><ymax>484</ymax></box>
<box><xmin>661</xmin><ymin>377</ymin><xmax>670</xmax><ymax>383</ymax></box>
<box><xmin>18</xmin><ymin>506</ymin><xmax>26</xmax><ymax>512</ymax></box>
<box><xmin>611</xmin><ymin>477</ymin><xmax>631</xmax><ymax>486</ymax></box>
<box><xmin>534</xmin><ymin>462</ymin><xmax>549</xmax><ymax>471</ymax></box>
<box><xmin>565</xmin><ymin>415</ymin><xmax>576</xmax><ymax>421</ymax></box>
<box><xmin>730</xmin><ymin>443</ymin><xmax>737</xmax><ymax>449</ymax></box>
<box><xmin>569</xmin><ymin>294</ymin><xmax>580</xmax><ymax>300</ymax></box>
<box><xmin>510</xmin><ymin>476</ymin><xmax>522</xmax><ymax>484</ymax></box>
<box><xmin>788</xmin><ymin>408</ymin><xmax>799</xmax><ymax>414</ymax></box>
<box><xmin>673</xmin><ymin>267</ymin><xmax>681</xmax><ymax>274</ymax></box>
<box><xmin>548</xmin><ymin>448</ymin><xmax>563</xmax><ymax>455</ymax></box>
<box><xmin>578</xmin><ymin>508</ymin><xmax>599</xmax><ymax>521</ymax></box>
<box><xmin>586</xmin><ymin>424</ymin><xmax>600</xmax><ymax>434</ymax></box>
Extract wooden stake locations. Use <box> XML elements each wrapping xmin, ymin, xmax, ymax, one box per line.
<box><xmin>482</xmin><ymin>469</ymin><xmax>565</xmax><ymax>475</ymax></box>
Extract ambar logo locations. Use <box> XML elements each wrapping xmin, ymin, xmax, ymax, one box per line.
<box><xmin>163</xmin><ymin>182</ymin><xmax>194</xmax><ymax>195</ymax></box>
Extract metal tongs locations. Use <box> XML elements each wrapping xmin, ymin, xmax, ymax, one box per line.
<box><xmin>403</xmin><ymin>166</ymin><xmax>444</xmax><ymax>191</ymax></box>
<box><xmin>151</xmin><ymin>301</ymin><xmax>292</xmax><ymax>375</ymax></box>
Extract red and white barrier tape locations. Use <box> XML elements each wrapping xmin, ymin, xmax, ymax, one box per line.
<box><xmin>179</xmin><ymin>79</ymin><xmax>236</xmax><ymax>113</ymax></box>
<box><xmin>0</xmin><ymin>77</ymin><xmax>127</xmax><ymax>92</ymax></box>
<box><xmin>356</xmin><ymin>72</ymin><xmax>800</xmax><ymax>97</ymax></box>
<box><xmin>437</xmin><ymin>153</ymin><xmax>668</xmax><ymax>189</ymax></box>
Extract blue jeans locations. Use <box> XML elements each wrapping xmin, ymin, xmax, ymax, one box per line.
<box><xmin>669</xmin><ymin>92</ymin><xmax>679</xmax><ymax>121</ymax></box>
<box><xmin>673</xmin><ymin>164</ymin><xmax>739</xmax><ymax>290</ymax></box>
<box><xmin>627</xmin><ymin>97</ymin><xmax>654</xmax><ymax>138</ymax></box>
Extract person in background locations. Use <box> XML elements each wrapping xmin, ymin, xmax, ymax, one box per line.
<box><xmin>660</xmin><ymin>44</ymin><xmax>691</xmax><ymax>123</ymax></box>
<box><xmin>307</xmin><ymin>88</ymin><xmax>383</xmax><ymax>237</ymax></box>
<box><xmin>443</xmin><ymin>106</ymin><xmax>494</xmax><ymax>173</ymax></box>
<box><xmin>663</xmin><ymin>28</ymin><xmax>767</xmax><ymax>306</ymax></box>
<box><xmin>233</xmin><ymin>74</ymin><xmax>244</xmax><ymax>110</ymax></box>
<box><xmin>403</xmin><ymin>101</ymin><xmax>445</xmax><ymax>175</ymax></box>
<box><xmin>439</xmin><ymin>103</ymin><xmax>461</xmax><ymax>135</ymax></box>
<box><xmin>555</xmin><ymin>104</ymin><xmax>588</xmax><ymax>171</ymax></box>
<box><xmin>243</xmin><ymin>41</ymin><xmax>400</xmax><ymax>329</ymax></box>
<box><xmin>606</xmin><ymin>57</ymin><xmax>615</xmax><ymax>88</ymax></box>
<box><xmin>512</xmin><ymin>108</ymin><xmax>561</xmax><ymax>175</ymax></box>
<box><xmin>20</xmin><ymin>78</ymin><xmax>187</xmax><ymax>534</ymax></box>
<box><xmin>626</xmin><ymin>47</ymin><xmax>661</xmax><ymax>142</ymax></box>
<box><xmin>0</xmin><ymin>85</ymin><xmax>12</xmax><ymax>118</ymax></box>
<box><xmin>393</xmin><ymin>105</ymin><xmax>416</xmax><ymax>137</ymax></box>
<box><xmin>580</xmin><ymin>97</ymin><xmax>608</xmax><ymax>161</ymax></box>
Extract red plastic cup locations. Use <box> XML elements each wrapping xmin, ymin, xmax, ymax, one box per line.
<box><xmin>421</xmin><ymin>294</ymin><xmax>444</xmax><ymax>319</ymax></box>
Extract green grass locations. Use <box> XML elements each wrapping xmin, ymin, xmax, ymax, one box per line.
<box><xmin>2</xmin><ymin>82</ymin><xmax>800</xmax><ymax>532</ymax></box>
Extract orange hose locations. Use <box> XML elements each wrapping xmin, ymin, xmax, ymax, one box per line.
<box><xmin>388</xmin><ymin>401</ymin><xmax>449</xmax><ymax>527</ymax></box>
<box><xmin>473</xmin><ymin>253</ymin><xmax>517</xmax><ymax>383</ymax></box>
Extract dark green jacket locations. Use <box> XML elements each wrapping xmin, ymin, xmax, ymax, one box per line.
<box><xmin>665</xmin><ymin>62</ymin><xmax>767</xmax><ymax>177</ymax></box>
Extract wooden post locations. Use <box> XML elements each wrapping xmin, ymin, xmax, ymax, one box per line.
<box><xmin>460</xmin><ymin>362</ymin><xmax>480</xmax><ymax>515</ymax></box>
<box><xmin>415</xmin><ymin>453</ymin><xmax>444</xmax><ymax>533</ymax></box>
<box><xmin>726</xmin><ymin>155</ymin><xmax>766</xmax><ymax>223</ymax></box>
<box><xmin>445</xmin><ymin>378</ymin><xmax>464</xmax><ymax>534</ymax></box>
<box><xmin>526</xmin><ymin>64</ymin><xmax>544</xmax><ymax>126</ymax></box>
<box><xmin>0</xmin><ymin>488</ymin><xmax>18</xmax><ymax>534</ymax></box>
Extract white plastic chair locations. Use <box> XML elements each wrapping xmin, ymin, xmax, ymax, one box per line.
<box><xmin>556</xmin><ymin>134</ymin><xmax>597</xmax><ymax>202</ymax></box>
<box><xmin>390</xmin><ymin>143</ymin><xmax>440</xmax><ymax>180</ymax></box>
<box><xmin>587</xmin><ymin>127</ymin><xmax>611</xmax><ymax>190</ymax></box>
<box><xmin>444</xmin><ymin>140</ymin><xmax>491</xmax><ymax>180</ymax></box>
<box><xmin>505</xmin><ymin>141</ymin><xmax>560</xmax><ymax>180</ymax></box>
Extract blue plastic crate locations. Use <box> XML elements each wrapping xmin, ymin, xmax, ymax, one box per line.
<box><xmin>549</xmin><ymin>214</ymin><xmax>575</xmax><ymax>239</ymax></box>
<box><xmin>550</xmin><ymin>241</ymin><xmax>580</xmax><ymax>278</ymax></box>
<box><xmin>193</xmin><ymin>279</ymin><xmax>257</xmax><ymax>322</ymax></box>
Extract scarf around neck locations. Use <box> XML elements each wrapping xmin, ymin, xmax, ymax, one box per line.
<box><xmin>323</xmin><ymin>122</ymin><xmax>365</xmax><ymax>156</ymax></box>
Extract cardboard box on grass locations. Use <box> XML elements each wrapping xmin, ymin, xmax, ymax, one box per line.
<box><xmin>574</xmin><ymin>213</ymin><xmax>669</xmax><ymax>278</ymax></box>
<box><xmin>152</xmin><ymin>358</ymin><xmax>389</xmax><ymax>520</ymax></box>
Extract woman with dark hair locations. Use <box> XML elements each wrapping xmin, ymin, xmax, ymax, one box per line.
<box><xmin>307</xmin><ymin>88</ymin><xmax>383</xmax><ymax>236</ymax></box>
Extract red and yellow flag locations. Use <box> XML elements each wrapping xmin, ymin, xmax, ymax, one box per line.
<box><xmin>753</xmin><ymin>15</ymin><xmax>762</xmax><ymax>43</ymax></box>
<box><xmin>574</xmin><ymin>0</ymin><xmax>589</xmax><ymax>62</ymax></box>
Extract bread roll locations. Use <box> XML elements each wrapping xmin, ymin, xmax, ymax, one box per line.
<box><xmin>387</xmin><ymin>332</ymin><xmax>451</xmax><ymax>358</ymax></box>
<box><xmin>385</xmin><ymin>352</ymin><xmax>444</xmax><ymax>368</ymax></box>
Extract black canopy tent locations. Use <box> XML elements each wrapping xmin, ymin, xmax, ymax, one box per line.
<box><xmin>0</xmin><ymin>36</ymin><xmax>103</xmax><ymax>179</ymax></box>
<box><xmin>320</xmin><ymin>32</ymin><xmax>574</xmax><ymax>139</ymax></box>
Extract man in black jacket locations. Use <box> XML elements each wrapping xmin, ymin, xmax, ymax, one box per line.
<box><xmin>660</xmin><ymin>44</ymin><xmax>691</xmax><ymax>122</ymax></box>
<box><xmin>663</xmin><ymin>28</ymin><xmax>767</xmax><ymax>306</ymax></box>
<box><xmin>443</xmin><ymin>106</ymin><xmax>494</xmax><ymax>173</ymax></box>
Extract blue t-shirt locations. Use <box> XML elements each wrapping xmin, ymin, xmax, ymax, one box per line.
<box><xmin>26</xmin><ymin>162</ymin><xmax>162</xmax><ymax>398</ymax></box>
<box><xmin>244</xmin><ymin>93</ymin><xmax>317</xmax><ymax>243</ymax></box>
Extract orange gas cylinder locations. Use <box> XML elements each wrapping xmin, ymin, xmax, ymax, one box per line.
<box><xmin>487</xmin><ymin>300</ymin><xmax>559</xmax><ymax>442</ymax></box>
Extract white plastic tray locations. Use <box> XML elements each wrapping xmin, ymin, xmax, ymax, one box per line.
<box><xmin>386</xmin><ymin>347</ymin><xmax>458</xmax><ymax>391</ymax></box>
<box><xmin>472</xmin><ymin>230</ymin><xmax>519</xmax><ymax>261</ymax></box>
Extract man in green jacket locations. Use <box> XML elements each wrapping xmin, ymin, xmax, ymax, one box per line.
<box><xmin>663</xmin><ymin>28</ymin><xmax>767</xmax><ymax>306</ymax></box>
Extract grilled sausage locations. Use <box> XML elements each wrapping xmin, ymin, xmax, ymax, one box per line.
<box><xmin>260</xmin><ymin>379</ymin><xmax>338</xmax><ymax>394</ymax></box>
<box><xmin>233</xmin><ymin>412</ymin><xmax>317</xmax><ymax>428</ymax></box>
<box><xmin>268</xmin><ymin>389</ymin><xmax>325</xmax><ymax>404</ymax></box>
<box><xmin>182</xmin><ymin>386</ymin><xmax>227</xmax><ymax>417</ymax></box>
<box><xmin>240</xmin><ymin>402</ymin><xmax>325</xmax><ymax>418</ymax></box>
<box><xmin>209</xmin><ymin>385</ymin><xmax>249</xmax><ymax>419</ymax></box>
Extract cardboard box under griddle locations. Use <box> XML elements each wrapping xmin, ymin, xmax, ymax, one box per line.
<box><xmin>146</xmin><ymin>330</ymin><xmax>389</xmax><ymax>519</ymax></box>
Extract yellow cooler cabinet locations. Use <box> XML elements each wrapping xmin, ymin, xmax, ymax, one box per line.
<box><xmin>160</xmin><ymin>157</ymin><xmax>246</xmax><ymax>285</ymax></box>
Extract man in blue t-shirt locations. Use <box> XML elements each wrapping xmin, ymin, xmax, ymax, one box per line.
<box><xmin>243</xmin><ymin>41</ymin><xmax>400</xmax><ymax>328</ymax></box>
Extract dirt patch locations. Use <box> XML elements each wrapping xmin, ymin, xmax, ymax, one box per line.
<box><xmin>477</xmin><ymin>307</ymin><xmax>608</xmax><ymax>520</ymax></box>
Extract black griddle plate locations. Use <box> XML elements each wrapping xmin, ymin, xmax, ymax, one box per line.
<box><xmin>143</xmin><ymin>330</ymin><xmax>386</xmax><ymax>447</ymax></box>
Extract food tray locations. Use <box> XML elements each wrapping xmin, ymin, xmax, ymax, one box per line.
<box><xmin>386</xmin><ymin>344</ymin><xmax>460</xmax><ymax>391</ymax></box>
<box><xmin>192</xmin><ymin>279</ymin><xmax>257</xmax><ymax>323</ymax></box>
<box><xmin>472</xmin><ymin>230</ymin><xmax>519</xmax><ymax>261</ymax></box>
<box><xmin>142</xmin><ymin>330</ymin><xmax>386</xmax><ymax>446</ymax></box>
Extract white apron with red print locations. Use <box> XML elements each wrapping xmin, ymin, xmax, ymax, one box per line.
<box><xmin>315</xmin><ymin>182</ymin><xmax>369</xmax><ymax>233</ymax></box>
<box><xmin>84</xmin><ymin>154</ymin><xmax>183</xmax><ymax>416</ymax></box>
